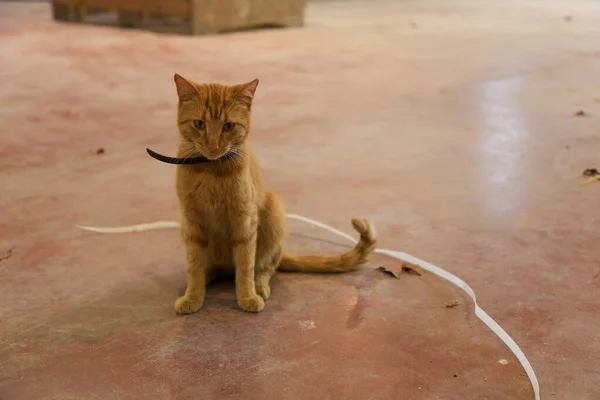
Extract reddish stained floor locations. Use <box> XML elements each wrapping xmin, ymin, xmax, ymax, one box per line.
<box><xmin>1</xmin><ymin>1</ymin><xmax>599</xmax><ymax>399</ymax></box>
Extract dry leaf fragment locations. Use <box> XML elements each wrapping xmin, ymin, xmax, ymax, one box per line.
<box><xmin>377</xmin><ymin>262</ymin><xmax>423</xmax><ymax>279</ymax></box>
<box><xmin>579</xmin><ymin>176</ymin><xmax>600</xmax><ymax>186</ymax></box>
<box><xmin>579</xmin><ymin>168</ymin><xmax>600</xmax><ymax>186</ymax></box>
<box><xmin>0</xmin><ymin>248</ymin><xmax>13</xmax><ymax>262</ymax></box>
<box><xmin>445</xmin><ymin>300</ymin><xmax>461</xmax><ymax>308</ymax></box>
<box><xmin>377</xmin><ymin>266</ymin><xmax>401</xmax><ymax>279</ymax></box>
<box><xmin>401</xmin><ymin>263</ymin><xmax>422</xmax><ymax>276</ymax></box>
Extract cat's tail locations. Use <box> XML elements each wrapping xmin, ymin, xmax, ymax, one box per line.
<box><xmin>278</xmin><ymin>218</ymin><xmax>377</xmax><ymax>273</ymax></box>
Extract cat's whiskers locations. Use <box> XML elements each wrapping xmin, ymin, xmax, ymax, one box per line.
<box><xmin>179</xmin><ymin>143</ymin><xmax>205</xmax><ymax>164</ymax></box>
<box><xmin>228</xmin><ymin>147</ymin><xmax>246</xmax><ymax>168</ymax></box>
<box><xmin>177</xmin><ymin>148</ymin><xmax>194</xmax><ymax>165</ymax></box>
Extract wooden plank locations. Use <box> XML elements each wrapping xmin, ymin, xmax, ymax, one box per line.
<box><xmin>52</xmin><ymin>3</ymin><xmax>71</xmax><ymax>21</ymax></box>
<box><xmin>53</xmin><ymin>0</ymin><xmax>191</xmax><ymax>18</ymax></box>
<box><xmin>189</xmin><ymin>0</ymin><xmax>306</xmax><ymax>35</ymax></box>
<box><xmin>117</xmin><ymin>10</ymin><xmax>141</xmax><ymax>28</ymax></box>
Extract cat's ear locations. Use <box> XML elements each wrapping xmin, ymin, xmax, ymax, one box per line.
<box><xmin>174</xmin><ymin>73</ymin><xmax>198</xmax><ymax>101</ymax></box>
<box><xmin>234</xmin><ymin>79</ymin><xmax>259</xmax><ymax>108</ymax></box>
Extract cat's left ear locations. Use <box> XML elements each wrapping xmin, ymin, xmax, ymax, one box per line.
<box><xmin>234</xmin><ymin>79</ymin><xmax>259</xmax><ymax>108</ymax></box>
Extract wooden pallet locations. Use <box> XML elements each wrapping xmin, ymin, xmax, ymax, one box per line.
<box><xmin>51</xmin><ymin>0</ymin><xmax>306</xmax><ymax>35</ymax></box>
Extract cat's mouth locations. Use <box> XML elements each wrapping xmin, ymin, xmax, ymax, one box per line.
<box><xmin>146</xmin><ymin>148</ymin><xmax>236</xmax><ymax>165</ymax></box>
<box><xmin>202</xmin><ymin>146</ymin><xmax>231</xmax><ymax>161</ymax></box>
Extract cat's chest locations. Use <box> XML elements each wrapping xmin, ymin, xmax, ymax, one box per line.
<box><xmin>179</xmin><ymin>172</ymin><xmax>254</xmax><ymax>222</ymax></box>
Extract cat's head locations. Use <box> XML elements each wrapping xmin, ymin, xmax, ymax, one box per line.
<box><xmin>174</xmin><ymin>74</ymin><xmax>258</xmax><ymax>160</ymax></box>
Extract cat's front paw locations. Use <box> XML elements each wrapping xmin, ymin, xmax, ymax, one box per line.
<box><xmin>238</xmin><ymin>294</ymin><xmax>265</xmax><ymax>313</ymax></box>
<box><xmin>174</xmin><ymin>296</ymin><xmax>202</xmax><ymax>315</ymax></box>
<box><xmin>256</xmin><ymin>283</ymin><xmax>271</xmax><ymax>300</ymax></box>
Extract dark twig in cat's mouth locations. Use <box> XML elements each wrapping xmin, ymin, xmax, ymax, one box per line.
<box><xmin>146</xmin><ymin>148</ymin><xmax>236</xmax><ymax>165</ymax></box>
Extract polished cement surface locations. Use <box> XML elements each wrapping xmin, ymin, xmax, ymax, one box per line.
<box><xmin>1</xmin><ymin>1</ymin><xmax>599</xmax><ymax>399</ymax></box>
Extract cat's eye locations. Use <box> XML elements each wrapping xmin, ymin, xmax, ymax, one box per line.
<box><xmin>193</xmin><ymin>120</ymin><xmax>205</xmax><ymax>129</ymax></box>
<box><xmin>223</xmin><ymin>122</ymin><xmax>236</xmax><ymax>132</ymax></box>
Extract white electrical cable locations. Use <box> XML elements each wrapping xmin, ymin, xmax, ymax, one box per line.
<box><xmin>76</xmin><ymin>221</ymin><xmax>179</xmax><ymax>233</ymax></box>
<box><xmin>77</xmin><ymin>213</ymin><xmax>540</xmax><ymax>400</ymax></box>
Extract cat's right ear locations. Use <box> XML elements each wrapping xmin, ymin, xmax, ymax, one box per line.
<box><xmin>174</xmin><ymin>73</ymin><xmax>198</xmax><ymax>101</ymax></box>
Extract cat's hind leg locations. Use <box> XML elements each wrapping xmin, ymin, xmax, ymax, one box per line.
<box><xmin>255</xmin><ymin>247</ymin><xmax>282</xmax><ymax>300</ymax></box>
<box><xmin>254</xmin><ymin>191</ymin><xmax>287</xmax><ymax>300</ymax></box>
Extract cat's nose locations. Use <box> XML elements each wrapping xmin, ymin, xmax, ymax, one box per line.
<box><xmin>207</xmin><ymin>144</ymin><xmax>219</xmax><ymax>152</ymax></box>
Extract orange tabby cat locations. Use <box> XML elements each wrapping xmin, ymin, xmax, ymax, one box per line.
<box><xmin>172</xmin><ymin>73</ymin><xmax>377</xmax><ymax>314</ymax></box>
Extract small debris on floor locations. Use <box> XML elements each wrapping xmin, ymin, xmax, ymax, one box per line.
<box><xmin>0</xmin><ymin>248</ymin><xmax>13</xmax><ymax>262</ymax></box>
<box><xmin>445</xmin><ymin>300</ymin><xmax>461</xmax><ymax>308</ymax></box>
<box><xmin>453</xmin><ymin>374</ymin><xmax>458</xmax><ymax>378</ymax></box>
<box><xmin>573</xmin><ymin>110</ymin><xmax>587</xmax><ymax>117</ymax></box>
<box><xmin>564</xmin><ymin>15</ymin><xmax>572</xmax><ymax>22</ymax></box>
<box><xmin>579</xmin><ymin>168</ymin><xmax>600</xmax><ymax>186</ymax></box>
<box><xmin>498</xmin><ymin>359</ymin><xmax>509</xmax><ymax>365</ymax></box>
<box><xmin>377</xmin><ymin>262</ymin><xmax>422</xmax><ymax>279</ymax></box>
<box><xmin>401</xmin><ymin>262</ymin><xmax>422</xmax><ymax>276</ymax></box>
<box><xmin>96</xmin><ymin>147</ymin><xmax>106</xmax><ymax>154</ymax></box>
<box><xmin>377</xmin><ymin>266</ymin><xmax>400</xmax><ymax>279</ymax></box>
<box><xmin>298</xmin><ymin>320</ymin><xmax>316</xmax><ymax>331</ymax></box>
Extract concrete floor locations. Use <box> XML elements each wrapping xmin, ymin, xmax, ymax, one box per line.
<box><xmin>1</xmin><ymin>1</ymin><xmax>599</xmax><ymax>399</ymax></box>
